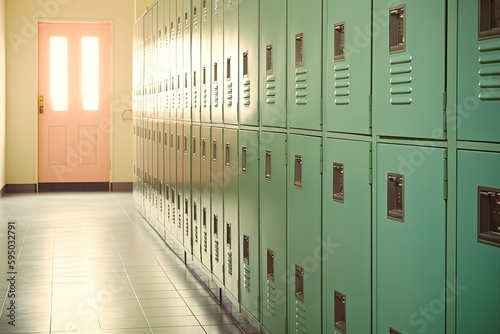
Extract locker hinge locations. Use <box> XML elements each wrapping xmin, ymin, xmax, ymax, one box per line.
<box><xmin>368</xmin><ymin>94</ymin><xmax>373</xmax><ymax>128</ymax></box>
<box><xmin>442</xmin><ymin>92</ymin><xmax>447</xmax><ymax>133</ymax></box>
<box><xmin>443</xmin><ymin>157</ymin><xmax>448</xmax><ymax>200</ymax></box>
<box><xmin>320</xmin><ymin>144</ymin><xmax>324</xmax><ymax>175</ymax></box>
<box><xmin>285</xmin><ymin>140</ymin><xmax>288</xmax><ymax>166</ymax></box>
<box><xmin>369</xmin><ymin>145</ymin><xmax>373</xmax><ymax>185</ymax></box>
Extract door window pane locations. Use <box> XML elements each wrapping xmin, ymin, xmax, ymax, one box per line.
<box><xmin>50</xmin><ymin>37</ymin><xmax>68</xmax><ymax>112</ymax></box>
<box><xmin>82</xmin><ymin>37</ymin><xmax>99</xmax><ymax>111</ymax></box>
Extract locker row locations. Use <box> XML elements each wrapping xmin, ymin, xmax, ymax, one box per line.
<box><xmin>132</xmin><ymin>121</ymin><xmax>499</xmax><ymax>334</ymax></box>
<box><xmin>132</xmin><ymin>0</ymin><xmax>500</xmax><ymax>142</ymax></box>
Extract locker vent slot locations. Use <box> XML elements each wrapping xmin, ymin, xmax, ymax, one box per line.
<box><xmin>214</xmin><ymin>62</ymin><xmax>218</xmax><ymax>82</ymax></box>
<box><xmin>213</xmin><ymin>215</ymin><xmax>218</xmax><ymax>237</ymax></box>
<box><xmin>389</xmin><ymin>6</ymin><xmax>405</xmax><ymax>53</ymax></box>
<box><xmin>295</xmin><ymin>265</ymin><xmax>304</xmax><ymax>302</ymax></box>
<box><xmin>203</xmin><ymin>67</ymin><xmax>207</xmax><ymax>85</ymax></box>
<box><xmin>479</xmin><ymin>0</ymin><xmax>500</xmax><ymax>39</ymax></box>
<box><xmin>478</xmin><ymin>186</ymin><xmax>500</xmax><ymax>246</ymax></box>
<box><xmin>334</xmin><ymin>291</ymin><xmax>347</xmax><ymax>334</ymax></box>
<box><xmin>266</xmin><ymin>45</ymin><xmax>273</xmax><ymax>75</ymax></box>
<box><xmin>267</xmin><ymin>249</ymin><xmax>274</xmax><ymax>282</ymax></box>
<box><xmin>225</xmin><ymin>143</ymin><xmax>230</xmax><ymax>167</ymax></box>
<box><xmin>184</xmin><ymin>135</ymin><xmax>188</xmax><ymax>153</ymax></box>
<box><xmin>334</xmin><ymin>23</ymin><xmax>346</xmax><ymax>62</ymax></box>
<box><xmin>295</xmin><ymin>33</ymin><xmax>304</xmax><ymax>67</ymax></box>
<box><xmin>333</xmin><ymin>163</ymin><xmax>345</xmax><ymax>203</ymax></box>
<box><xmin>213</xmin><ymin>140</ymin><xmax>217</xmax><ymax>163</ymax></box>
<box><xmin>265</xmin><ymin>150</ymin><xmax>272</xmax><ymax>180</ymax></box>
<box><xmin>389</xmin><ymin>328</ymin><xmax>402</xmax><ymax>334</ymax></box>
<box><xmin>294</xmin><ymin>155</ymin><xmax>303</xmax><ymax>189</ymax></box>
<box><xmin>226</xmin><ymin>222</ymin><xmax>231</xmax><ymax>249</ymax></box>
<box><xmin>243</xmin><ymin>235</ymin><xmax>250</xmax><ymax>265</ymax></box>
<box><xmin>202</xmin><ymin>138</ymin><xmax>207</xmax><ymax>159</ymax></box>
<box><xmin>388</xmin><ymin>173</ymin><xmax>404</xmax><ymax>222</ymax></box>
<box><xmin>243</xmin><ymin>51</ymin><xmax>249</xmax><ymax>76</ymax></box>
<box><xmin>226</xmin><ymin>58</ymin><xmax>231</xmax><ymax>80</ymax></box>
<box><xmin>192</xmin><ymin>137</ymin><xmax>197</xmax><ymax>157</ymax></box>
<box><xmin>241</xmin><ymin>146</ymin><xmax>248</xmax><ymax>173</ymax></box>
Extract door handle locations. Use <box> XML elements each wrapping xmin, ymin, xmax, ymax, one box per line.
<box><xmin>38</xmin><ymin>95</ymin><xmax>44</xmax><ymax>114</ymax></box>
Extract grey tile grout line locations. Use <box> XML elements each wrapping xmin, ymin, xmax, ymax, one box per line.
<box><xmin>113</xmin><ymin>195</ymin><xmax>211</xmax><ymax>334</ymax></box>
<box><xmin>0</xmin><ymin>201</ymin><xmax>17</xmax><ymax>321</ymax></box>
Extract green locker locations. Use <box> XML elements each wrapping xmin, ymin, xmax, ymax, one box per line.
<box><xmin>260</xmin><ymin>132</ymin><xmax>287</xmax><ymax>334</ymax></box>
<box><xmin>183</xmin><ymin>0</ymin><xmax>192</xmax><ymax>122</ymax></box>
<box><xmin>373</xmin><ymin>0</ymin><xmax>447</xmax><ymax>139</ymax></box>
<box><xmin>192</xmin><ymin>0</ymin><xmax>202</xmax><ymax>123</ymax></box>
<box><xmin>239</xmin><ymin>0</ymin><xmax>259</xmax><ymax>126</ymax></box>
<box><xmin>192</xmin><ymin>125</ymin><xmax>202</xmax><ymax>261</ymax></box>
<box><xmin>170</xmin><ymin>0</ymin><xmax>178</xmax><ymax>120</ymax></box>
<box><xmin>200</xmin><ymin>0</ymin><xmax>212</xmax><ymax>123</ymax></box>
<box><xmin>377</xmin><ymin>144</ymin><xmax>446</xmax><ymax>333</ymax></box>
<box><xmin>211</xmin><ymin>0</ymin><xmax>224</xmax><ymax>124</ymax></box>
<box><xmin>176</xmin><ymin>123</ymin><xmax>185</xmax><ymax>244</ymax></box>
<box><xmin>239</xmin><ymin>130</ymin><xmax>260</xmax><ymax>321</ymax></box>
<box><xmin>324</xmin><ymin>0</ymin><xmax>371</xmax><ymax>135</ymax></box>
<box><xmin>287</xmin><ymin>0</ymin><xmax>323</xmax><ymax>131</ymax></box>
<box><xmin>323</xmin><ymin>139</ymin><xmax>371</xmax><ymax>334</ymax></box>
<box><xmin>260</xmin><ymin>0</ymin><xmax>286</xmax><ymax>128</ymax></box>
<box><xmin>211</xmin><ymin>127</ymin><xmax>225</xmax><ymax>284</ymax></box>
<box><xmin>183</xmin><ymin>124</ymin><xmax>192</xmax><ymax>251</ymax></box>
<box><xmin>223</xmin><ymin>0</ymin><xmax>239</xmax><ymax>125</ymax></box>
<box><xmin>457</xmin><ymin>150</ymin><xmax>500</xmax><ymax>334</ymax></box>
<box><xmin>457</xmin><ymin>0</ymin><xmax>500</xmax><ymax>143</ymax></box>
<box><xmin>169</xmin><ymin>123</ymin><xmax>178</xmax><ymax>234</ymax></box>
<box><xmin>223</xmin><ymin>128</ymin><xmax>239</xmax><ymax>303</ymax></box>
<box><xmin>288</xmin><ymin>134</ymin><xmax>322</xmax><ymax>333</ymax></box>
<box><xmin>177</xmin><ymin>0</ymin><xmax>184</xmax><ymax>121</ymax></box>
<box><xmin>201</xmin><ymin>126</ymin><xmax>212</xmax><ymax>271</ymax></box>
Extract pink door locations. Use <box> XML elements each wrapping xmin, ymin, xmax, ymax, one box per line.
<box><xmin>38</xmin><ymin>23</ymin><xmax>110</xmax><ymax>183</ymax></box>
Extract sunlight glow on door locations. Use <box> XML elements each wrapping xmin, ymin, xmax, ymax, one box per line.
<box><xmin>50</xmin><ymin>37</ymin><xmax>68</xmax><ymax>112</ymax></box>
<box><xmin>82</xmin><ymin>37</ymin><xmax>100</xmax><ymax>111</ymax></box>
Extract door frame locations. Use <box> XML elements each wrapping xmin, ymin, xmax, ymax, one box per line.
<box><xmin>36</xmin><ymin>18</ymin><xmax>115</xmax><ymax>189</ymax></box>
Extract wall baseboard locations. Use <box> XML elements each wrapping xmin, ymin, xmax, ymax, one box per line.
<box><xmin>0</xmin><ymin>185</ymin><xmax>6</xmax><ymax>197</ymax></box>
<box><xmin>111</xmin><ymin>182</ymin><xmax>133</xmax><ymax>192</ymax></box>
<box><xmin>6</xmin><ymin>184</ymin><xmax>37</xmax><ymax>193</ymax></box>
<box><xmin>38</xmin><ymin>182</ymin><xmax>109</xmax><ymax>192</ymax></box>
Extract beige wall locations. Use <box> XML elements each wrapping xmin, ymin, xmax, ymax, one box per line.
<box><xmin>0</xmin><ymin>0</ymin><xmax>5</xmax><ymax>190</ymax></box>
<box><xmin>5</xmin><ymin>0</ymin><xmax>134</xmax><ymax>185</ymax></box>
<box><xmin>135</xmin><ymin>0</ymin><xmax>151</xmax><ymax>19</ymax></box>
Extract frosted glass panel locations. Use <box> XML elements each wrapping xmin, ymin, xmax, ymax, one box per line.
<box><xmin>50</xmin><ymin>37</ymin><xmax>68</xmax><ymax>112</ymax></box>
<box><xmin>82</xmin><ymin>37</ymin><xmax>99</xmax><ymax>111</ymax></box>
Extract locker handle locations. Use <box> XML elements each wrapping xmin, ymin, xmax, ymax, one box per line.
<box><xmin>241</xmin><ymin>146</ymin><xmax>247</xmax><ymax>173</ymax></box>
<box><xmin>265</xmin><ymin>150</ymin><xmax>272</xmax><ymax>180</ymax></box>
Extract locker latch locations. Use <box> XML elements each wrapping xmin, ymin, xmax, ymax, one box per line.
<box><xmin>266</xmin><ymin>45</ymin><xmax>273</xmax><ymax>75</ymax></box>
<box><xmin>388</xmin><ymin>173</ymin><xmax>404</xmax><ymax>222</ymax></box>
<box><xmin>389</xmin><ymin>328</ymin><xmax>402</xmax><ymax>334</ymax></box>
<box><xmin>333</xmin><ymin>163</ymin><xmax>345</xmax><ymax>203</ymax></box>
<box><xmin>479</xmin><ymin>0</ymin><xmax>500</xmax><ymax>39</ymax></box>
<box><xmin>241</xmin><ymin>146</ymin><xmax>248</xmax><ymax>173</ymax></box>
<box><xmin>243</xmin><ymin>235</ymin><xmax>250</xmax><ymax>265</ymax></box>
<box><xmin>294</xmin><ymin>155</ymin><xmax>303</xmax><ymax>189</ymax></box>
<box><xmin>295</xmin><ymin>265</ymin><xmax>304</xmax><ymax>302</ymax></box>
<box><xmin>389</xmin><ymin>5</ymin><xmax>405</xmax><ymax>53</ymax></box>
<box><xmin>265</xmin><ymin>150</ymin><xmax>272</xmax><ymax>180</ymax></box>
<box><xmin>334</xmin><ymin>291</ymin><xmax>347</xmax><ymax>334</ymax></box>
<box><xmin>243</xmin><ymin>51</ymin><xmax>249</xmax><ymax>77</ymax></box>
<box><xmin>334</xmin><ymin>23</ymin><xmax>346</xmax><ymax>62</ymax></box>
<box><xmin>295</xmin><ymin>33</ymin><xmax>304</xmax><ymax>67</ymax></box>
<box><xmin>226</xmin><ymin>222</ymin><xmax>231</xmax><ymax>248</ymax></box>
<box><xmin>267</xmin><ymin>249</ymin><xmax>275</xmax><ymax>282</ymax></box>
<box><xmin>192</xmin><ymin>137</ymin><xmax>197</xmax><ymax>157</ymax></box>
<box><xmin>225</xmin><ymin>143</ymin><xmax>230</xmax><ymax>167</ymax></box>
<box><xmin>478</xmin><ymin>186</ymin><xmax>500</xmax><ymax>247</ymax></box>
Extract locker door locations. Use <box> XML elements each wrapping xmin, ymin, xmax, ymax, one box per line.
<box><xmin>183</xmin><ymin>0</ymin><xmax>192</xmax><ymax>122</ymax></box>
<box><xmin>457</xmin><ymin>0</ymin><xmax>500</xmax><ymax>143</ymax></box>
<box><xmin>169</xmin><ymin>124</ymin><xmax>178</xmax><ymax>234</ymax></box>
<box><xmin>323</xmin><ymin>139</ymin><xmax>371</xmax><ymax>334</ymax></box>
<box><xmin>152</xmin><ymin>120</ymin><xmax>159</xmax><ymax>222</ymax></box>
<box><xmin>373</xmin><ymin>0</ymin><xmax>447</xmax><ymax>139</ymax></box>
<box><xmin>177</xmin><ymin>0</ymin><xmax>184</xmax><ymax>121</ymax></box>
<box><xmin>192</xmin><ymin>0</ymin><xmax>202</xmax><ymax>123</ymax></box>
<box><xmin>147</xmin><ymin>119</ymin><xmax>153</xmax><ymax>220</ymax></box>
<box><xmin>325</xmin><ymin>0</ymin><xmax>371</xmax><ymax>135</ymax></box>
<box><xmin>192</xmin><ymin>125</ymin><xmax>202</xmax><ymax>261</ymax></box>
<box><xmin>260</xmin><ymin>132</ymin><xmax>287</xmax><ymax>334</ymax></box>
<box><xmin>239</xmin><ymin>0</ymin><xmax>259</xmax><ymax>126</ymax></box>
<box><xmin>158</xmin><ymin>0</ymin><xmax>166</xmax><ymax>121</ymax></box>
<box><xmin>176</xmin><ymin>123</ymin><xmax>184</xmax><ymax>243</ymax></box>
<box><xmin>457</xmin><ymin>150</ymin><xmax>500</xmax><ymax>334</ymax></box>
<box><xmin>211</xmin><ymin>0</ymin><xmax>224</xmax><ymax>124</ymax></box>
<box><xmin>170</xmin><ymin>0</ymin><xmax>178</xmax><ymax>120</ymax></box>
<box><xmin>288</xmin><ymin>134</ymin><xmax>322</xmax><ymax>333</ymax></box>
<box><xmin>287</xmin><ymin>0</ymin><xmax>323</xmax><ymax>130</ymax></box>
<box><xmin>223</xmin><ymin>0</ymin><xmax>239</xmax><ymax>125</ymax></box>
<box><xmin>183</xmin><ymin>124</ymin><xmax>192</xmax><ymax>251</ymax></box>
<box><xmin>158</xmin><ymin>123</ymin><xmax>165</xmax><ymax>228</ymax></box>
<box><xmin>377</xmin><ymin>144</ymin><xmax>446</xmax><ymax>333</ymax></box>
<box><xmin>239</xmin><ymin>130</ymin><xmax>260</xmax><ymax>321</ymax></box>
<box><xmin>201</xmin><ymin>0</ymin><xmax>212</xmax><ymax>123</ymax></box>
<box><xmin>201</xmin><ymin>126</ymin><xmax>212</xmax><ymax>271</ymax></box>
<box><xmin>211</xmin><ymin>127</ymin><xmax>224</xmax><ymax>284</ymax></box>
<box><xmin>163</xmin><ymin>122</ymin><xmax>170</xmax><ymax>228</ymax></box>
<box><xmin>223</xmin><ymin>128</ymin><xmax>239</xmax><ymax>303</ymax></box>
<box><xmin>260</xmin><ymin>0</ymin><xmax>286</xmax><ymax>128</ymax></box>
<box><xmin>163</xmin><ymin>0</ymin><xmax>170</xmax><ymax>121</ymax></box>
<box><xmin>152</xmin><ymin>3</ymin><xmax>158</xmax><ymax>120</ymax></box>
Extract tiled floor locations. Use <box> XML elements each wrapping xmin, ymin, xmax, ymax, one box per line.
<box><xmin>0</xmin><ymin>192</ymin><xmax>244</xmax><ymax>334</ymax></box>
